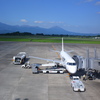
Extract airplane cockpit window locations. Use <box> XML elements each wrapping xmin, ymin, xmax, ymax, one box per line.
<box><xmin>73</xmin><ymin>63</ymin><xmax>76</xmax><ymax>65</ymax></box>
<box><xmin>67</xmin><ymin>63</ymin><xmax>76</xmax><ymax>65</ymax></box>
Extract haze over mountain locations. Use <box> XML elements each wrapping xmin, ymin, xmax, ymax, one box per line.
<box><xmin>0</xmin><ymin>22</ymin><xmax>99</xmax><ymax>36</ymax></box>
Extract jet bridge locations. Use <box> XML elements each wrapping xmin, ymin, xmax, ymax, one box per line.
<box><xmin>73</xmin><ymin>48</ymin><xmax>100</xmax><ymax>80</ymax></box>
<box><xmin>85</xmin><ymin>48</ymin><xmax>100</xmax><ymax>72</ymax></box>
<box><xmin>89</xmin><ymin>58</ymin><xmax>100</xmax><ymax>71</ymax></box>
<box><xmin>73</xmin><ymin>48</ymin><xmax>100</xmax><ymax>71</ymax></box>
<box><xmin>72</xmin><ymin>55</ymin><xmax>86</xmax><ymax>70</ymax></box>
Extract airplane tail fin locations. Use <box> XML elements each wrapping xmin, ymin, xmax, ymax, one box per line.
<box><xmin>62</xmin><ymin>38</ymin><xmax>64</xmax><ymax>51</ymax></box>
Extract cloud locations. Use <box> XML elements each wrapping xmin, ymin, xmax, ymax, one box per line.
<box><xmin>95</xmin><ymin>1</ymin><xmax>100</xmax><ymax>5</ymax></box>
<box><xmin>97</xmin><ymin>12</ymin><xmax>100</xmax><ymax>14</ymax></box>
<box><xmin>84</xmin><ymin>0</ymin><xmax>94</xmax><ymax>2</ymax></box>
<box><xmin>20</xmin><ymin>19</ymin><xmax>28</xmax><ymax>22</ymax></box>
<box><xmin>77</xmin><ymin>0</ymin><xmax>94</xmax><ymax>5</ymax></box>
<box><xmin>34</xmin><ymin>21</ymin><xmax>64</xmax><ymax>24</ymax></box>
<box><xmin>48</xmin><ymin>22</ymin><xmax>55</xmax><ymax>23</ymax></box>
<box><xmin>34</xmin><ymin>21</ymin><xmax>44</xmax><ymax>23</ymax></box>
<box><xmin>85</xmin><ymin>0</ymin><xmax>94</xmax><ymax>2</ymax></box>
<box><xmin>48</xmin><ymin>21</ymin><xmax>64</xmax><ymax>24</ymax></box>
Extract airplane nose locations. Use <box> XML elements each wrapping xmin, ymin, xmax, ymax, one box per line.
<box><xmin>69</xmin><ymin>69</ymin><xmax>76</xmax><ymax>74</ymax></box>
<box><xmin>67</xmin><ymin>65</ymin><xmax>77</xmax><ymax>74</ymax></box>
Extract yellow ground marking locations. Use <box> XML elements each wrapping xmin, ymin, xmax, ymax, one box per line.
<box><xmin>66</xmin><ymin>73</ymin><xmax>70</xmax><ymax>77</ymax></box>
<box><xmin>52</xmin><ymin>45</ymin><xmax>60</xmax><ymax>59</ymax></box>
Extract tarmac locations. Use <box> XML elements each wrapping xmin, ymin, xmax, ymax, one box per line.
<box><xmin>0</xmin><ymin>41</ymin><xmax>100</xmax><ymax>100</ymax></box>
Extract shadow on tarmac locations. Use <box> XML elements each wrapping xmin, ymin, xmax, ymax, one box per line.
<box><xmin>25</xmin><ymin>58</ymin><xmax>30</xmax><ymax>62</ymax></box>
<box><xmin>15</xmin><ymin>98</ymin><xmax>29</xmax><ymax>100</ymax></box>
<box><xmin>70</xmin><ymin>69</ymin><xmax>100</xmax><ymax>79</ymax></box>
<box><xmin>70</xmin><ymin>69</ymin><xmax>86</xmax><ymax>79</ymax></box>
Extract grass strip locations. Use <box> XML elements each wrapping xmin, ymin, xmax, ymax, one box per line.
<box><xmin>0</xmin><ymin>37</ymin><xmax>100</xmax><ymax>44</ymax></box>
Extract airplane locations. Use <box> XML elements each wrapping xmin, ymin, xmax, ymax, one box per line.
<box><xmin>29</xmin><ymin>38</ymin><xmax>77</xmax><ymax>74</ymax></box>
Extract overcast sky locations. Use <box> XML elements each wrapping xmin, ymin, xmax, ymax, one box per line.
<box><xmin>0</xmin><ymin>0</ymin><xmax>100</xmax><ymax>33</ymax></box>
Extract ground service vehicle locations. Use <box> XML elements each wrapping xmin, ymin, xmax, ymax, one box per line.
<box><xmin>13</xmin><ymin>52</ymin><xmax>26</xmax><ymax>64</ymax></box>
<box><xmin>21</xmin><ymin>61</ymin><xmax>31</xmax><ymax>69</ymax></box>
<box><xmin>31</xmin><ymin>64</ymin><xmax>65</xmax><ymax>74</ymax></box>
<box><xmin>71</xmin><ymin>76</ymin><xmax>86</xmax><ymax>92</ymax></box>
<box><xmin>31</xmin><ymin>64</ymin><xmax>42</xmax><ymax>74</ymax></box>
<box><xmin>42</xmin><ymin>66</ymin><xmax>65</xmax><ymax>74</ymax></box>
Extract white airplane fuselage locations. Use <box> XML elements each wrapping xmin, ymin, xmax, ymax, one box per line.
<box><xmin>60</xmin><ymin>50</ymin><xmax>77</xmax><ymax>74</ymax></box>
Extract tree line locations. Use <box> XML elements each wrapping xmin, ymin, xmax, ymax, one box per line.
<box><xmin>3</xmin><ymin>31</ymin><xmax>33</xmax><ymax>36</ymax></box>
<box><xmin>0</xmin><ymin>31</ymin><xmax>100</xmax><ymax>37</ymax></box>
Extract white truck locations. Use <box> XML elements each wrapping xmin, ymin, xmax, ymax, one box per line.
<box><xmin>13</xmin><ymin>52</ymin><xmax>26</xmax><ymax>64</ymax></box>
<box><xmin>42</xmin><ymin>66</ymin><xmax>65</xmax><ymax>74</ymax></box>
<box><xmin>71</xmin><ymin>76</ymin><xmax>86</xmax><ymax>92</ymax></box>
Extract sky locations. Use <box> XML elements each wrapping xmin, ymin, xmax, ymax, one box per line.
<box><xmin>0</xmin><ymin>0</ymin><xmax>100</xmax><ymax>33</ymax></box>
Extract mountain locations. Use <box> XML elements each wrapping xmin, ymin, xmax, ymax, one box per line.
<box><xmin>0</xmin><ymin>22</ymin><xmax>99</xmax><ymax>36</ymax></box>
<box><xmin>0</xmin><ymin>22</ymin><xmax>41</xmax><ymax>34</ymax></box>
<box><xmin>0</xmin><ymin>22</ymin><xmax>71</xmax><ymax>35</ymax></box>
<box><xmin>47</xmin><ymin>26</ymin><xmax>68</xmax><ymax>35</ymax></box>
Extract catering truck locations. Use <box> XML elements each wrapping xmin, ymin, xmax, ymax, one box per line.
<box><xmin>71</xmin><ymin>76</ymin><xmax>86</xmax><ymax>92</ymax></box>
<box><xmin>13</xmin><ymin>52</ymin><xmax>26</xmax><ymax>64</ymax></box>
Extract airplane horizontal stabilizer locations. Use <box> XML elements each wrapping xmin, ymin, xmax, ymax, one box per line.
<box><xmin>65</xmin><ymin>50</ymin><xmax>74</xmax><ymax>53</ymax></box>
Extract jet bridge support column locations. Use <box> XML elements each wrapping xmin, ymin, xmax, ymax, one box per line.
<box><xmin>94</xmin><ymin>48</ymin><xmax>97</xmax><ymax>59</ymax></box>
<box><xmin>86</xmin><ymin>48</ymin><xmax>89</xmax><ymax>70</ymax></box>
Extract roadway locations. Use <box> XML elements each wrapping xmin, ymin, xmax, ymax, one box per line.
<box><xmin>0</xmin><ymin>41</ymin><xmax>100</xmax><ymax>100</ymax></box>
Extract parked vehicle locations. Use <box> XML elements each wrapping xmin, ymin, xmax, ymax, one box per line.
<box><xmin>71</xmin><ymin>76</ymin><xmax>86</xmax><ymax>92</ymax></box>
<box><xmin>21</xmin><ymin>61</ymin><xmax>31</xmax><ymax>69</ymax></box>
<box><xmin>42</xmin><ymin>66</ymin><xmax>65</xmax><ymax>74</ymax></box>
<box><xmin>13</xmin><ymin>52</ymin><xmax>26</xmax><ymax>64</ymax></box>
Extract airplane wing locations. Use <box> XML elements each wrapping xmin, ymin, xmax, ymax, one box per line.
<box><xmin>29</xmin><ymin>56</ymin><xmax>62</xmax><ymax>64</ymax></box>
